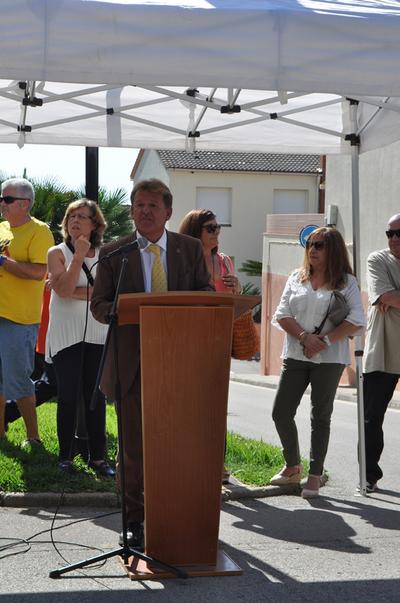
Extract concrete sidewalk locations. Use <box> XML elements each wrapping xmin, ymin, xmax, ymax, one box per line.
<box><xmin>1</xmin><ymin>490</ymin><xmax>400</xmax><ymax>601</ymax></box>
<box><xmin>230</xmin><ymin>359</ymin><xmax>400</xmax><ymax>409</ymax></box>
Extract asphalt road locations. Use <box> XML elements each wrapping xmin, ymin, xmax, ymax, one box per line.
<box><xmin>227</xmin><ymin>381</ymin><xmax>400</xmax><ymax>496</ymax></box>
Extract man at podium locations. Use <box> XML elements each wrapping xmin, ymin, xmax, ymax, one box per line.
<box><xmin>91</xmin><ymin>178</ymin><xmax>213</xmax><ymax>550</ymax></box>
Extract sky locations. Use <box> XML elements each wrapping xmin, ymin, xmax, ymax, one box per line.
<box><xmin>0</xmin><ymin>144</ymin><xmax>139</xmax><ymax>201</ymax></box>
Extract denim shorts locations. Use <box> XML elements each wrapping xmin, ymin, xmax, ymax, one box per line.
<box><xmin>0</xmin><ymin>318</ymin><xmax>38</xmax><ymax>400</ymax></box>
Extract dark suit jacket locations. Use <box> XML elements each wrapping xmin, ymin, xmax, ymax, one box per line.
<box><xmin>91</xmin><ymin>230</ymin><xmax>213</xmax><ymax>399</ymax></box>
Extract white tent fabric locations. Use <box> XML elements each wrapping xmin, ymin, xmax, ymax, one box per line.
<box><xmin>0</xmin><ymin>0</ymin><xmax>400</xmax><ymax>154</ymax></box>
<box><xmin>2</xmin><ymin>0</ymin><xmax>400</xmax><ymax>95</ymax></box>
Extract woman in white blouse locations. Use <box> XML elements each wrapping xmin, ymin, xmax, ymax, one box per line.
<box><xmin>47</xmin><ymin>199</ymin><xmax>114</xmax><ymax>477</ymax></box>
<box><xmin>270</xmin><ymin>227</ymin><xmax>366</xmax><ymax>497</ymax></box>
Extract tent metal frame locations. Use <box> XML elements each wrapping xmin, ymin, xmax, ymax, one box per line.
<box><xmin>0</xmin><ymin>81</ymin><xmax>349</xmax><ymax>148</ymax></box>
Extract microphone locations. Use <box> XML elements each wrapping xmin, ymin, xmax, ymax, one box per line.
<box><xmin>100</xmin><ymin>236</ymin><xmax>148</xmax><ymax>261</ymax></box>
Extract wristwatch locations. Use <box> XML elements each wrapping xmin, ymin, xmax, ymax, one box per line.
<box><xmin>0</xmin><ymin>255</ymin><xmax>7</xmax><ymax>267</ymax></box>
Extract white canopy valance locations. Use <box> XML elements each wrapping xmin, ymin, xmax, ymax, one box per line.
<box><xmin>0</xmin><ymin>1</ymin><xmax>400</xmax><ymax>154</ymax></box>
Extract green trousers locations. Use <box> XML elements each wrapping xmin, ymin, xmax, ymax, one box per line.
<box><xmin>272</xmin><ymin>358</ymin><xmax>344</xmax><ymax>476</ymax></box>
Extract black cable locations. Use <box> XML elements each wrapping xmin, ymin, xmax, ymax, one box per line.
<box><xmin>0</xmin><ymin>510</ymin><xmax>119</xmax><ymax>561</ymax></box>
<box><xmin>1</xmin><ymin>254</ymin><xmax>116</xmax><ymax>574</ymax></box>
<box><xmin>47</xmin><ymin>253</ymin><xmax>104</xmax><ymax>567</ymax></box>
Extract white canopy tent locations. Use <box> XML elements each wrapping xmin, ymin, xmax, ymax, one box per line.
<box><xmin>0</xmin><ymin>0</ymin><xmax>400</xmax><ymax>156</ymax></box>
<box><xmin>2</xmin><ymin>0</ymin><xmax>400</xmax><ymax>494</ymax></box>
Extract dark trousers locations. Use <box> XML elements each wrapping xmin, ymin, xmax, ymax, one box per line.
<box><xmin>363</xmin><ymin>371</ymin><xmax>399</xmax><ymax>484</ymax></box>
<box><xmin>272</xmin><ymin>358</ymin><xmax>344</xmax><ymax>476</ymax></box>
<box><xmin>53</xmin><ymin>342</ymin><xmax>106</xmax><ymax>462</ymax></box>
<box><xmin>118</xmin><ymin>376</ymin><xmax>144</xmax><ymax>524</ymax></box>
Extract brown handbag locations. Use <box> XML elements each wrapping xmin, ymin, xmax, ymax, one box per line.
<box><xmin>231</xmin><ymin>310</ymin><xmax>260</xmax><ymax>360</ymax></box>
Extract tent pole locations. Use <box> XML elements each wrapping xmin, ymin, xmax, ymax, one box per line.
<box><xmin>349</xmin><ymin>100</ymin><xmax>367</xmax><ymax>496</ymax></box>
<box><xmin>85</xmin><ymin>147</ymin><xmax>99</xmax><ymax>203</ymax></box>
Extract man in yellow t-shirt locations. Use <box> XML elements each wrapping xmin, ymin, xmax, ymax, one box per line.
<box><xmin>0</xmin><ymin>178</ymin><xmax>54</xmax><ymax>446</ymax></box>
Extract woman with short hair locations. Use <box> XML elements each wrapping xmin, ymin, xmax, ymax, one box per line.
<box><xmin>47</xmin><ymin>199</ymin><xmax>114</xmax><ymax>477</ymax></box>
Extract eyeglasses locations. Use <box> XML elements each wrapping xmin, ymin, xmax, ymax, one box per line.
<box><xmin>306</xmin><ymin>240</ymin><xmax>326</xmax><ymax>251</ymax></box>
<box><xmin>202</xmin><ymin>224</ymin><xmax>221</xmax><ymax>234</ymax></box>
<box><xmin>68</xmin><ymin>212</ymin><xmax>92</xmax><ymax>221</ymax></box>
<box><xmin>386</xmin><ymin>229</ymin><xmax>400</xmax><ymax>239</ymax></box>
<box><xmin>0</xmin><ymin>195</ymin><xmax>28</xmax><ymax>204</ymax></box>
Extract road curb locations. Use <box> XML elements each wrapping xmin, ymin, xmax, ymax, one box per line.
<box><xmin>222</xmin><ymin>482</ymin><xmax>299</xmax><ymax>500</ymax></box>
<box><xmin>0</xmin><ymin>491</ymin><xmax>121</xmax><ymax>508</ymax></box>
<box><xmin>0</xmin><ymin>482</ymin><xmax>298</xmax><ymax>509</ymax></box>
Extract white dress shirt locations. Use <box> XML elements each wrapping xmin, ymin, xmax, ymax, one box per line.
<box><xmin>272</xmin><ymin>270</ymin><xmax>366</xmax><ymax>365</ymax></box>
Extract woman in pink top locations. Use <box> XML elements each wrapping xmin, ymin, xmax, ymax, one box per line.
<box><xmin>178</xmin><ymin>209</ymin><xmax>241</xmax><ymax>294</ymax></box>
<box><xmin>179</xmin><ymin>208</ymin><xmax>241</xmax><ymax>484</ymax></box>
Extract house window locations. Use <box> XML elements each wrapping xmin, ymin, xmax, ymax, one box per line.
<box><xmin>273</xmin><ymin>189</ymin><xmax>308</xmax><ymax>214</ymax></box>
<box><xmin>196</xmin><ymin>187</ymin><xmax>232</xmax><ymax>226</ymax></box>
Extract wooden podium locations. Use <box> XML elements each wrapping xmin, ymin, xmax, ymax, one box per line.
<box><xmin>117</xmin><ymin>291</ymin><xmax>260</xmax><ymax>579</ymax></box>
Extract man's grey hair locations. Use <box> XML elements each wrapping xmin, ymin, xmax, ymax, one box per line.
<box><xmin>1</xmin><ymin>177</ymin><xmax>35</xmax><ymax>210</ymax></box>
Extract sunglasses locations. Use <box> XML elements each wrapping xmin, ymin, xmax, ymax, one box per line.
<box><xmin>386</xmin><ymin>229</ymin><xmax>400</xmax><ymax>239</ymax></box>
<box><xmin>0</xmin><ymin>195</ymin><xmax>27</xmax><ymax>204</ymax></box>
<box><xmin>203</xmin><ymin>224</ymin><xmax>221</xmax><ymax>234</ymax></box>
<box><xmin>306</xmin><ymin>239</ymin><xmax>326</xmax><ymax>251</ymax></box>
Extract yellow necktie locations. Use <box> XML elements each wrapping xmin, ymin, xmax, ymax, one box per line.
<box><xmin>148</xmin><ymin>244</ymin><xmax>167</xmax><ymax>292</ymax></box>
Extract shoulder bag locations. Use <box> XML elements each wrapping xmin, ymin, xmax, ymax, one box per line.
<box><xmin>314</xmin><ymin>290</ymin><xmax>350</xmax><ymax>335</ymax></box>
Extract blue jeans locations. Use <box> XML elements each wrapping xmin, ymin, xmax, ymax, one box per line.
<box><xmin>0</xmin><ymin>318</ymin><xmax>38</xmax><ymax>399</ymax></box>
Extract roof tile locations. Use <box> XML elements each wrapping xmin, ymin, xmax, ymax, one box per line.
<box><xmin>157</xmin><ymin>150</ymin><xmax>320</xmax><ymax>173</ymax></box>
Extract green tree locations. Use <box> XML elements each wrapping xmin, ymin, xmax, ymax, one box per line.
<box><xmin>238</xmin><ymin>259</ymin><xmax>262</xmax><ymax>296</ymax></box>
<box><xmin>74</xmin><ymin>185</ymin><xmax>132</xmax><ymax>243</ymax></box>
<box><xmin>239</xmin><ymin>259</ymin><xmax>262</xmax><ymax>322</ymax></box>
<box><xmin>239</xmin><ymin>259</ymin><xmax>262</xmax><ymax>277</ymax></box>
<box><xmin>0</xmin><ymin>173</ymin><xmax>132</xmax><ymax>243</ymax></box>
<box><xmin>31</xmin><ymin>177</ymin><xmax>76</xmax><ymax>243</ymax></box>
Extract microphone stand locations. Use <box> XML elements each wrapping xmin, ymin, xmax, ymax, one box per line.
<box><xmin>49</xmin><ymin>253</ymin><xmax>186</xmax><ymax>579</ymax></box>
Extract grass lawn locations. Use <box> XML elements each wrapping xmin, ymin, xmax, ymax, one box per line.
<box><xmin>0</xmin><ymin>401</ymin><xmax>302</xmax><ymax>493</ymax></box>
<box><xmin>226</xmin><ymin>431</ymin><xmax>294</xmax><ymax>487</ymax></box>
<box><xmin>0</xmin><ymin>401</ymin><xmax>118</xmax><ymax>493</ymax></box>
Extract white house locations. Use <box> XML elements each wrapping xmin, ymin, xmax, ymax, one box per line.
<box><xmin>325</xmin><ymin>145</ymin><xmax>400</xmax><ymax>293</ymax></box>
<box><xmin>131</xmin><ymin>149</ymin><xmax>322</xmax><ymax>284</ymax></box>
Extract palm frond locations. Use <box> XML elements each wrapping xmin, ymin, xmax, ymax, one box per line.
<box><xmin>241</xmin><ymin>282</ymin><xmax>261</xmax><ymax>296</ymax></box>
<box><xmin>1</xmin><ymin>172</ymin><xmax>133</xmax><ymax>243</ymax></box>
<box><xmin>238</xmin><ymin>260</ymin><xmax>262</xmax><ymax>276</ymax></box>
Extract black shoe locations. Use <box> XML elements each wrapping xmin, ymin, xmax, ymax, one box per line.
<box><xmin>88</xmin><ymin>460</ymin><xmax>116</xmax><ymax>478</ymax></box>
<box><xmin>58</xmin><ymin>460</ymin><xmax>75</xmax><ymax>474</ymax></box>
<box><xmin>119</xmin><ymin>522</ymin><xmax>144</xmax><ymax>550</ymax></box>
<box><xmin>21</xmin><ymin>438</ymin><xmax>43</xmax><ymax>450</ymax></box>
